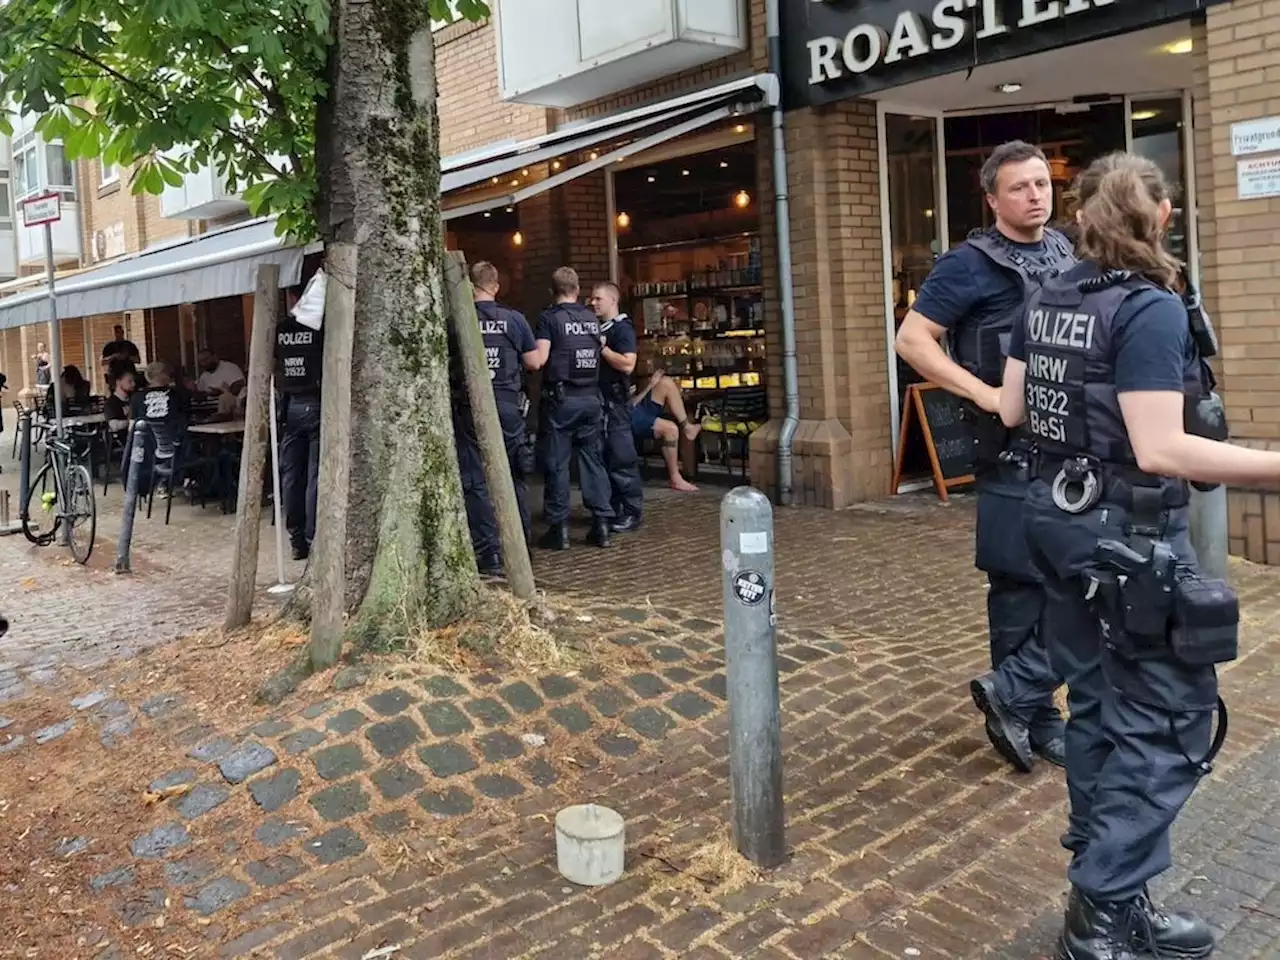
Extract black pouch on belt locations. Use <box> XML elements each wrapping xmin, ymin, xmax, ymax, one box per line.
<box><xmin>1170</xmin><ymin>574</ymin><xmax>1239</xmax><ymax>665</ymax></box>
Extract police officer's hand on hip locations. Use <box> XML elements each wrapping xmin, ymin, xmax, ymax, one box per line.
<box><xmin>999</xmin><ymin>151</ymin><xmax>1280</xmax><ymax>960</ymax></box>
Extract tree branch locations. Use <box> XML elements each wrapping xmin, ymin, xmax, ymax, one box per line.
<box><xmin>207</xmin><ymin>35</ymin><xmax>305</xmax><ymax>174</ymax></box>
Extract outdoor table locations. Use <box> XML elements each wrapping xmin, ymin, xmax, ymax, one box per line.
<box><xmin>42</xmin><ymin>413</ymin><xmax>106</xmax><ymax>428</ymax></box>
<box><xmin>189</xmin><ymin>420</ymin><xmax>245</xmax><ymax>436</ymax></box>
<box><xmin>187</xmin><ymin>420</ymin><xmax>246</xmax><ymax>513</ymax></box>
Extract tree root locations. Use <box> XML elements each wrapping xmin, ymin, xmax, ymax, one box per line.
<box><xmin>257</xmin><ymin>652</ymin><xmax>314</xmax><ymax>706</ymax></box>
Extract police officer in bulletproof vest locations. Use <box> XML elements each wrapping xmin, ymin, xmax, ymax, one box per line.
<box><xmin>897</xmin><ymin>140</ymin><xmax>1073</xmax><ymax>774</ymax></box>
<box><xmin>999</xmin><ymin>150</ymin><xmax>1271</xmax><ymax>960</ymax></box>
<box><xmin>590</xmin><ymin>281</ymin><xmax>644</xmax><ymax>532</ymax></box>
<box><xmin>276</xmin><ymin>270</ymin><xmax>325</xmax><ymax>561</ymax></box>
<box><xmin>534</xmin><ymin>267</ymin><xmax>615</xmax><ymax>549</ymax></box>
<box><xmin>450</xmin><ymin>261</ymin><xmax>540</xmax><ymax>574</ymax></box>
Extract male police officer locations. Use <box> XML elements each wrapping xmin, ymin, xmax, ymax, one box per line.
<box><xmin>276</xmin><ymin>269</ymin><xmax>325</xmax><ymax>561</ymax></box>
<box><xmin>896</xmin><ymin>140</ymin><xmax>1073</xmax><ymax>774</ymax></box>
<box><xmin>590</xmin><ymin>282</ymin><xmax>644</xmax><ymax>532</ymax></box>
<box><xmin>451</xmin><ymin>262</ymin><xmax>540</xmax><ymax>574</ymax></box>
<box><xmin>534</xmin><ymin>267</ymin><xmax>614</xmax><ymax>550</ymax></box>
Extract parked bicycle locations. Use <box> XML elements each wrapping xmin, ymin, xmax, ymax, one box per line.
<box><xmin>17</xmin><ymin>407</ymin><xmax>97</xmax><ymax>564</ymax></box>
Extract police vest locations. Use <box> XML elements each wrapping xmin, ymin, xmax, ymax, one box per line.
<box><xmin>1023</xmin><ymin>271</ymin><xmax>1206</xmax><ymax>470</ymax></box>
<box><xmin>275</xmin><ymin>317</ymin><xmax>323</xmax><ymax>391</ymax></box>
<box><xmin>477</xmin><ymin>301</ymin><xmax>526</xmax><ymax>395</ymax></box>
<box><xmin>954</xmin><ymin>227</ymin><xmax>1077</xmax><ymax>386</ymax></box>
<box><xmin>542</xmin><ymin>303</ymin><xmax>600</xmax><ymax>390</ymax></box>
<box><xmin>598</xmin><ymin>314</ymin><xmax>634</xmax><ymax>400</ymax></box>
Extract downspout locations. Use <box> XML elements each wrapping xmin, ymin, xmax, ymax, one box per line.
<box><xmin>765</xmin><ymin>0</ymin><xmax>800</xmax><ymax>506</ymax></box>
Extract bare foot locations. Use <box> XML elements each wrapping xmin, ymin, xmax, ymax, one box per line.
<box><xmin>682</xmin><ymin>422</ymin><xmax>701</xmax><ymax>442</ymax></box>
<box><xmin>669</xmin><ymin>476</ymin><xmax>698</xmax><ymax>493</ymax></box>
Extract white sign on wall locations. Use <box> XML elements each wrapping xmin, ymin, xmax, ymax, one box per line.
<box><xmin>1236</xmin><ymin>155</ymin><xmax>1280</xmax><ymax>200</ymax></box>
<box><xmin>1231</xmin><ymin>116</ymin><xmax>1280</xmax><ymax>156</ymax></box>
<box><xmin>21</xmin><ymin>192</ymin><xmax>61</xmax><ymax>227</ymax></box>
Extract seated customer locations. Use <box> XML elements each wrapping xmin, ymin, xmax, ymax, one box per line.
<box><xmin>131</xmin><ymin>361</ymin><xmax>189</xmax><ymax>463</ymax></box>
<box><xmin>630</xmin><ymin>370</ymin><xmax>701</xmax><ymax>492</ymax></box>
<box><xmin>196</xmin><ymin>349</ymin><xmax>245</xmax><ymax>399</ymax></box>
<box><xmin>103</xmin><ymin>369</ymin><xmax>137</xmax><ymax>432</ymax></box>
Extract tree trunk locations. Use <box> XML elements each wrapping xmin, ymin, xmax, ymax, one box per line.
<box><xmin>314</xmin><ymin>0</ymin><xmax>478</xmax><ymax>647</ymax></box>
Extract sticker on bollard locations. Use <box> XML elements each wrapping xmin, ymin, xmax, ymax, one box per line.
<box><xmin>732</xmin><ymin>570</ymin><xmax>767</xmax><ymax>605</ymax></box>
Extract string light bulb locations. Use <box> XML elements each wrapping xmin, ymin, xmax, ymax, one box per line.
<box><xmin>616</xmin><ymin>212</ymin><xmax>631</xmax><ymax>229</ymax></box>
<box><xmin>734</xmin><ymin>190</ymin><xmax>751</xmax><ymax>209</ymax></box>
<box><xmin>512</xmin><ymin>231</ymin><xmax>523</xmax><ymax>246</ymax></box>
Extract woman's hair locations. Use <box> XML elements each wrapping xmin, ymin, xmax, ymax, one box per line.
<box><xmin>1074</xmin><ymin>152</ymin><xmax>1183</xmax><ymax>289</ymax></box>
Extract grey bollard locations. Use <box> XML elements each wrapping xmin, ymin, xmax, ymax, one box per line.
<box><xmin>720</xmin><ymin>486</ymin><xmax>786</xmax><ymax>869</ymax></box>
<box><xmin>1189</xmin><ymin>484</ymin><xmax>1230</xmax><ymax>583</ymax></box>
<box><xmin>114</xmin><ymin>422</ymin><xmax>152</xmax><ymax>574</ymax></box>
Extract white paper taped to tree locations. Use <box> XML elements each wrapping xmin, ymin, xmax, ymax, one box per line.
<box><xmin>291</xmin><ymin>267</ymin><xmax>327</xmax><ymax>331</ymax></box>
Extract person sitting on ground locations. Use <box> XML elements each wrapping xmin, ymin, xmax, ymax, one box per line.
<box><xmin>103</xmin><ymin>369</ymin><xmax>137</xmax><ymax>433</ymax></box>
<box><xmin>631</xmin><ymin>369</ymin><xmax>701</xmax><ymax>492</ymax></box>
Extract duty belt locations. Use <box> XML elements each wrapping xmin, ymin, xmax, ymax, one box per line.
<box><xmin>1035</xmin><ymin>455</ymin><xmax>1189</xmax><ymax>515</ymax></box>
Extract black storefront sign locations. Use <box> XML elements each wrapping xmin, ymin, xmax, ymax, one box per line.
<box><xmin>780</xmin><ymin>0</ymin><xmax>1227</xmax><ymax>110</ymax></box>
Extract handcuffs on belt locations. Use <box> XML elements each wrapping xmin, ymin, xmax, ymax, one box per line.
<box><xmin>1050</xmin><ymin>455</ymin><xmax>1103</xmax><ymax>515</ymax></box>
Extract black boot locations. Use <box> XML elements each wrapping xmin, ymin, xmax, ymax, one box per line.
<box><xmin>970</xmin><ymin>674</ymin><xmax>1035</xmax><ymax>773</ymax></box>
<box><xmin>1034</xmin><ymin>734</ymin><xmax>1067</xmax><ymax>768</ymax></box>
<box><xmin>476</xmin><ymin>551</ymin><xmax>503</xmax><ymax>576</ymax></box>
<box><xmin>1130</xmin><ymin>889</ymin><xmax>1215</xmax><ymax>959</ymax></box>
<box><xmin>537</xmin><ymin>523</ymin><xmax>570</xmax><ymax>551</ymax></box>
<box><xmin>587</xmin><ymin>518</ymin><xmax>611</xmax><ymax>548</ymax></box>
<box><xmin>1057</xmin><ymin>889</ymin><xmax>1141</xmax><ymax>960</ymax></box>
<box><xmin>610</xmin><ymin>513</ymin><xmax>642</xmax><ymax>533</ymax></box>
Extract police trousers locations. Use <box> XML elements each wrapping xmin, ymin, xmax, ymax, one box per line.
<box><xmin>280</xmin><ymin>392</ymin><xmax>320</xmax><ymax>550</ymax></box>
<box><xmin>539</xmin><ymin>391</ymin><xmax>613</xmax><ymax>526</ymax></box>
<box><xmin>1023</xmin><ymin>481</ymin><xmax>1217</xmax><ymax>901</ymax></box>
<box><xmin>453</xmin><ymin>398</ymin><xmax>531</xmax><ymax>558</ymax></box>
<box><xmin>603</xmin><ymin>398</ymin><xmax>643</xmax><ymax>520</ymax></box>
<box><xmin>974</xmin><ymin>467</ymin><xmax>1064</xmax><ymax>742</ymax></box>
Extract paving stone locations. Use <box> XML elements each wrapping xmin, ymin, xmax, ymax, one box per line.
<box><xmin>499</xmin><ymin>681</ymin><xmax>544</xmax><ymax>715</ymax></box>
<box><xmin>90</xmin><ymin>866</ymin><xmax>135</xmax><ymax>893</ymax></box>
<box><xmin>34</xmin><ymin>718</ymin><xmax>74</xmax><ymax>744</ymax></box>
<box><xmin>421</xmin><ymin>701</ymin><xmax>474</xmax><ymax>736</ymax></box>
<box><xmin>92</xmin><ymin>699</ymin><xmax>132</xmax><ymax>719</ymax></box>
<box><xmin>0</xmin><ymin>734</ymin><xmax>25</xmax><ymax>754</ymax></box>
<box><xmin>130</xmin><ymin>822</ymin><xmax>191</xmax><ymax>859</ymax></box>
<box><xmin>250</xmin><ymin>719</ymin><xmax>293</xmax><ymax>737</ymax></box>
<box><xmin>311</xmin><ymin>742</ymin><xmax>367</xmax><ymax>780</ymax></box>
<box><xmin>332</xmin><ymin>666</ymin><xmax>370</xmax><ymax>691</ymax></box>
<box><xmin>663</xmin><ymin>666</ymin><xmax>698</xmax><ymax>684</ymax></box>
<box><xmin>117</xmin><ymin>889</ymin><xmax>166</xmax><ymax>927</ymax></box>
<box><xmin>301</xmin><ymin>700</ymin><xmax>333</xmax><ymax>720</ymax></box>
<box><xmin>218</xmin><ymin>742</ymin><xmax>278</xmax><ymax>784</ymax></box>
<box><xmin>526</xmin><ymin>758</ymin><xmax>560</xmax><ymax>787</ymax></box>
<box><xmin>650</xmin><ymin>645</ymin><xmax>688</xmax><ymax>663</ymax></box>
<box><xmin>164</xmin><ymin>856</ymin><xmax>216</xmax><ymax>887</ymax></box>
<box><xmin>255</xmin><ymin>818</ymin><xmax>310</xmax><ymax>848</ymax></box>
<box><xmin>140</xmin><ymin>693</ymin><xmax>182</xmax><ymax>718</ymax></box>
<box><xmin>418</xmin><ymin>788</ymin><xmax>475</xmax><ymax>818</ymax></box>
<box><xmin>682</xmin><ymin>618</ymin><xmax>719</xmax><ymax>632</ymax></box>
<box><xmin>306</xmin><ymin>826</ymin><xmax>367</xmax><ymax>865</ymax></box>
<box><xmin>598</xmin><ymin>733</ymin><xmax>640</xmax><ymax>758</ymax></box>
<box><xmin>71</xmin><ymin>690</ymin><xmax>110</xmax><ymax>711</ymax></box>
<box><xmin>612</xmin><ymin>631</ymin><xmax>654</xmax><ymax>647</ymax></box>
<box><xmin>549</xmin><ymin>703</ymin><xmax>593</xmax><ymax>734</ymax></box>
<box><xmin>626</xmin><ymin>673</ymin><xmax>670</xmax><ymax>699</ymax></box>
<box><xmin>99</xmin><ymin>717</ymin><xmax>135</xmax><ymax>747</ymax></box>
<box><xmin>245</xmin><ymin>855</ymin><xmax>306</xmax><ymax>887</ymax></box>
<box><xmin>326</xmin><ymin>709</ymin><xmax>369</xmax><ymax>735</ymax></box>
<box><xmin>365</xmin><ymin>687</ymin><xmax>416</xmax><ymax>716</ymax></box>
<box><xmin>249</xmin><ymin>768</ymin><xmax>302</xmax><ymax>813</ymax></box>
<box><xmin>420</xmin><ymin>676</ymin><xmax>468</xmax><ymax>698</ymax></box>
<box><xmin>624</xmin><ymin>706</ymin><xmax>676</xmax><ymax>741</ymax></box>
<box><xmin>371</xmin><ymin>810</ymin><xmax>413</xmax><ymax>835</ymax></box>
<box><xmin>0</xmin><ymin>717</ymin><xmax>12</xmax><ymax>730</ymax></box>
<box><xmin>698</xmin><ymin>673</ymin><xmax>728</xmax><ymax>700</ymax></box>
<box><xmin>418</xmin><ymin>742</ymin><xmax>478</xmax><ymax>778</ymax></box>
<box><xmin>616</xmin><ymin>607</ymin><xmax>650</xmax><ymax>623</ymax></box>
<box><xmin>281</xmin><ymin>728</ymin><xmax>326</xmax><ymax>755</ymax></box>
<box><xmin>465</xmin><ymin>697</ymin><xmax>512</xmax><ymax>727</ymax></box>
<box><xmin>365</xmin><ymin>715</ymin><xmax>422</xmax><ymax>758</ymax></box>
<box><xmin>185</xmin><ymin>877</ymin><xmax>250</xmax><ymax>916</ymax></box>
<box><xmin>55</xmin><ymin>836</ymin><xmax>91</xmax><ymax>857</ymax></box>
<box><xmin>667</xmin><ymin>691</ymin><xmax>717</xmax><ymax>721</ymax></box>
<box><xmin>310</xmin><ymin>782</ymin><xmax>370</xmax><ymax>822</ymax></box>
<box><xmin>149</xmin><ymin>769</ymin><xmax>197</xmax><ymax>793</ymax></box>
<box><xmin>370</xmin><ymin>762</ymin><xmax>425</xmax><ymax>801</ymax></box>
<box><xmin>587</xmin><ymin>685</ymin><xmax>633</xmax><ymax>718</ymax></box>
<box><xmin>474</xmin><ymin>774</ymin><xmax>526</xmax><ymax>800</ymax></box>
<box><xmin>188</xmin><ymin>736</ymin><xmax>236</xmax><ymax>763</ymax></box>
<box><xmin>477</xmin><ymin>731</ymin><xmax>525</xmax><ymax>763</ymax></box>
<box><xmin>174</xmin><ymin>783</ymin><xmax>231</xmax><ymax>819</ymax></box>
<box><xmin>472</xmin><ymin>671</ymin><xmax>502</xmax><ymax>686</ymax></box>
<box><xmin>539</xmin><ymin>675</ymin><xmax>579</xmax><ymax>699</ymax></box>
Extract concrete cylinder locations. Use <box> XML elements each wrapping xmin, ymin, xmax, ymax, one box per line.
<box><xmin>555</xmin><ymin>804</ymin><xmax>625</xmax><ymax>886</ymax></box>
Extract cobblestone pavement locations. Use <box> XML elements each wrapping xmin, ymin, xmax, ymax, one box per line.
<box><xmin>1</xmin><ymin>445</ymin><xmax>1279</xmax><ymax>958</ymax></box>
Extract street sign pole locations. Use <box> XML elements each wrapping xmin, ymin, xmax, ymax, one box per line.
<box><xmin>23</xmin><ymin>194</ymin><xmax>65</xmax><ymax>440</ymax></box>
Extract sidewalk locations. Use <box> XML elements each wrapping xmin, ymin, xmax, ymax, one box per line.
<box><xmin>1</xmin><ymin>482</ymin><xmax>1278</xmax><ymax>958</ymax></box>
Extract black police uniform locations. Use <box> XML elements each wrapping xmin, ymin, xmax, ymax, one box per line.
<box><xmin>450</xmin><ymin>299</ymin><xmax>536</xmax><ymax>571</ymax></box>
<box><xmin>534</xmin><ymin>301</ymin><xmax>614</xmax><ymax>547</ymax></box>
<box><xmin>275</xmin><ymin>313</ymin><xmax>323</xmax><ymax>558</ymax></box>
<box><xmin>916</xmin><ymin>226</ymin><xmax>1075</xmax><ymax>767</ymax></box>
<box><xmin>1014</xmin><ymin>263</ymin><xmax>1231</xmax><ymax>960</ymax></box>
<box><xmin>600</xmin><ymin>313</ymin><xmax>644</xmax><ymax>528</ymax></box>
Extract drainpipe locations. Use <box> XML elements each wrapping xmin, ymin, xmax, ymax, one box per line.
<box><xmin>765</xmin><ymin>0</ymin><xmax>800</xmax><ymax>506</ymax></box>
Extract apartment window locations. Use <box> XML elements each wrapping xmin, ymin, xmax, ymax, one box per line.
<box><xmin>46</xmin><ymin>143</ymin><xmax>76</xmax><ymax>200</ymax></box>
<box><xmin>100</xmin><ymin>158</ymin><xmax>120</xmax><ymax>186</ymax></box>
<box><xmin>12</xmin><ymin>132</ymin><xmax>38</xmax><ymax>199</ymax></box>
<box><xmin>0</xmin><ymin>172</ymin><xmax>11</xmax><ymax>225</ymax></box>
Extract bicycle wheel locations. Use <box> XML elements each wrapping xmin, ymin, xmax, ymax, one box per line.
<box><xmin>21</xmin><ymin>460</ymin><xmax>59</xmax><ymax>546</ymax></box>
<box><xmin>64</xmin><ymin>463</ymin><xmax>97</xmax><ymax>565</ymax></box>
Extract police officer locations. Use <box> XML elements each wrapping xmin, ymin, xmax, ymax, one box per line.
<box><xmin>534</xmin><ymin>267</ymin><xmax>614</xmax><ymax>549</ymax></box>
<box><xmin>450</xmin><ymin>261</ymin><xmax>539</xmax><ymax>574</ymax></box>
<box><xmin>276</xmin><ymin>269</ymin><xmax>325</xmax><ymax>561</ymax></box>
<box><xmin>999</xmin><ymin>151</ymin><xmax>1276</xmax><ymax>960</ymax></box>
<box><xmin>590</xmin><ymin>281</ymin><xmax>643</xmax><ymax>532</ymax></box>
<box><xmin>897</xmin><ymin>140</ymin><xmax>1073</xmax><ymax>773</ymax></box>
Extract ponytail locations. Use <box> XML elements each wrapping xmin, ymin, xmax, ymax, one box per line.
<box><xmin>1075</xmin><ymin>152</ymin><xmax>1183</xmax><ymax>290</ymax></box>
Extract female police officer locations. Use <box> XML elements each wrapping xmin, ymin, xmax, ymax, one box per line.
<box><xmin>1000</xmin><ymin>152</ymin><xmax>1280</xmax><ymax>960</ymax></box>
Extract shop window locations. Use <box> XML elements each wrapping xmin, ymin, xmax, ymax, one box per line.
<box><xmin>1129</xmin><ymin>97</ymin><xmax>1188</xmax><ymax>264</ymax></box>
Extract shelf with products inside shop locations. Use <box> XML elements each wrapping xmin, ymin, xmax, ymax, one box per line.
<box><xmin>636</xmin><ymin>330</ymin><xmax>766</xmax><ymax>393</ymax></box>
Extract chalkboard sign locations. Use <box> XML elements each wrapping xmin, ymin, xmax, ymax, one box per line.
<box><xmin>891</xmin><ymin>383</ymin><xmax>976</xmax><ymax>503</ymax></box>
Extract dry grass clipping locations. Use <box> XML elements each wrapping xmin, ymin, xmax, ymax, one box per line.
<box><xmin>646</xmin><ymin>825</ymin><xmax>762</xmax><ymax>897</ymax></box>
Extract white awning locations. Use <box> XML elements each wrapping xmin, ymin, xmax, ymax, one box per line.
<box><xmin>441</xmin><ymin>73</ymin><xmax>778</xmax><ymax>220</ymax></box>
<box><xmin>0</xmin><ymin>217</ymin><xmax>313</xmax><ymax>330</ymax></box>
